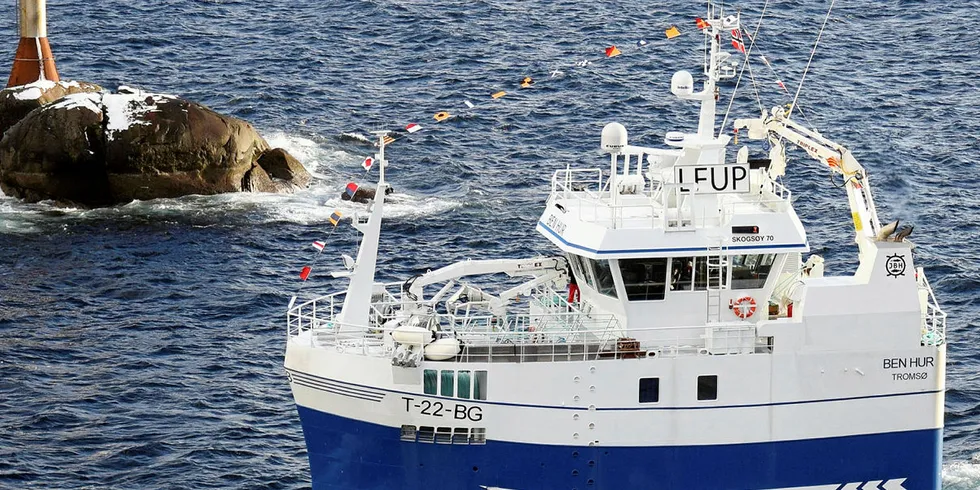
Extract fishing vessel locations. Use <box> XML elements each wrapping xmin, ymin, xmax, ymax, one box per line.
<box><xmin>284</xmin><ymin>5</ymin><xmax>947</xmax><ymax>489</ymax></box>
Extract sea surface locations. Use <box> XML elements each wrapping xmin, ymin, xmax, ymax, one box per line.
<box><xmin>1</xmin><ymin>0</ymin><xmax>978</xmax><ymax>488</ymax></box>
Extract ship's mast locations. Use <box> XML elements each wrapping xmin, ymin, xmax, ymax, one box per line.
<box><xmin>336</xmin><ymin>132</ymin><xmax>390</xmax><ymax>330</ymax></box>
<box><xmin>697</xmin><ymin>10</ymin><xmax>721</xmax><ymax>138</ymax></box>
<box><xmin>672</xmin><ymin>4</ymin><xmax>738</xmax><ymax>141</ymax></box>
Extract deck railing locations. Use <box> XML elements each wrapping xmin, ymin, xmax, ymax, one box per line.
<box><xmin>287</xmin><ymin>285</ymin><xmax>767</xmax><ymax>363</ymax></box>
<box><xmin>917</xmin><ymin>267</ymin><xmax>947</xmax><ymax>346</ymax></box>
<box><xmin>549</xmin><ymin>168</ymin><xmax>792</xmax><ymax>231</ymax></box>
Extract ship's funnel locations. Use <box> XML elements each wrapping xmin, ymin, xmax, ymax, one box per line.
<box><xmin>7</xmin><ymin>0</ymin><xmax>59</xmax><ymax>87</ymax></box>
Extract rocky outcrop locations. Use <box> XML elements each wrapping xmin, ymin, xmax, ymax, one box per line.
<box><xmin>341</xmin><ymin>185</ymin><xmax>393</xmax><ymax>204</ymax></box>
<box><xmin>0</xmin><ymin>80</ymin><xmax>103</xmax><ymax>136</ymax></box>
<box><xmin>245</xmin><ymin>148</ymin><xmax>312</xmax><ymax>193</ymax></box>
<box><xmin>0</xmin><ymin>86</ymin><xmax>311</xmax><ymax>206</ymax></box>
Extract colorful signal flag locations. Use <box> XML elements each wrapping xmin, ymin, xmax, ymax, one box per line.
<box><xmin>696</xmin><ymin>17</ymin><xmax>709</xmax><ymax>30</ymax></box>
<box><xmin>405</xmin><ymin>123</ymin><xmax>422</xmax><ymax>133</ymax></box>
<box><xmin>665</xmin><ymin>26</ymin><xmax>681</xmax><ymax>39</ymax></box>
<box><xmin>343</xmin><ymin>182</ymin><xmax>359</xmax><ymax>199</ymax></box>
<box><xmin>731</xmin><ymin>29</ymin><xmax>745</xmax><ymax>53</ymax></box>
<box><xmin>300</xmin><ymin>266</ymin><xmax>312</xmax><ymax>281</ymax></box>
<box><xmin>382</xmin><ymin>135</ymin><xmax>395</xmax><ymax>145</ymax></box>
<box><xmin>362</xmin><ymin>156</ymin><xmax>374</xmax><ymax>171</ymax></box>
<box><xmin>605</xmin><ymin>46</ymin><xmax>621</xmax><ymax>58</ymax></box>
<box><xmin>312</xmin><ymin>241</ymin><xmax>325</xmax><ymax>252</ymax></box>
<box><xmin>329</xmin><ymin>210</ymin><xmax>343</xmax><ymax>226</ymax></box>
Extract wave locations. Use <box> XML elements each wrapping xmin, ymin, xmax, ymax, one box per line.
<box><xmin>944</xmin><ymin>461</ymin><xmax>980</xmax><ymax>489</ymax></box>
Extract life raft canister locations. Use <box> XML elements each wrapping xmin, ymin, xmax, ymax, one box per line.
<box><xmin>731</xmin><ymin>296</ymin><xmax>757</xmax><ymax>319</ymax></box>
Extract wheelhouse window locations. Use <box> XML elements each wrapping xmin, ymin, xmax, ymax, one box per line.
<box><xmin>639</xmin><ymin>377</ymin><xmax>660</xmax><ymax>403</ymax></box>
<box><xmin>670</xmin><ymin>258</ymin><xmax>694</xmax><ymax>291</ymax></box>
<box><xmin>731</xmin><ymin>254</ymin><xmax>776</xmax><ymax>289</ymax></box>
<box><xmin>619</xmin><ymin>258</ymin><xmax>668</xmax><ymax>301</ymax></box>
<box><xmin>694</xmin><ymin>257</ymin><xmax>727</xmax><ymax>290</ymax></box>
<box><xmin>697</xmin><ymin>375</ymin><xmax>718</xmax><ymax>401</ymax></box>
<box><xmin>568</xmin><ymin>254</ymin><xmax>596</xmax><ymax>289</ymax></box>
<box><xmin>588</xmin><ymin>258</ymin><xmax>618</xmax><ymax>298</ymax></box>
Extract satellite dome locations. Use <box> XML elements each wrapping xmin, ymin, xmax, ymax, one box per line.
<box><xmin>671</xmin><ymin>71</ymin><xmax>694</xmax><ymax>97</ymax></box>
<box><xmin>601</xmin><ymin>122</ymin><xmax>628</xmax><ymax>154</ymax></box>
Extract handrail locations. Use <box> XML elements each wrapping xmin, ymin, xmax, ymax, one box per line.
<box><xmin>916</xmin><ymin>267</ymin><xmax>947</xmax><ymax>346</ymax></box>
<box><xmin>549</xmin><ymin>167</ymin><xmax>792</xmax><ymax>230</ymax></box>
<box><xmin>287</xmin><ymin>283</ymin><xmax>768</xmax><ymax>363</ymax></box>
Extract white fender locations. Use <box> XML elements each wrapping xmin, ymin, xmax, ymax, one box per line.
<box><xmin>424</xmin><ymin>337</ymin><xmax>461</xmax><ymax>361</ymax></box>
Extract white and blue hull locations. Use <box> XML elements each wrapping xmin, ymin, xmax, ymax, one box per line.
<box><xmin>286</xmin><ymin>342</ymin><xmax>945</xmax><ymax>490</ymax></box>
<box><xmin>296</xmin><ymin>405</ymin><xmax>940</xmax><ymax>490</ymax></box>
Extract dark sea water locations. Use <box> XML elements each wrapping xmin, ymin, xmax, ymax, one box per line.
<box><xmin>1</xmin><ymin>0</ymin><xmax>978</xmax><ymax>488</ymax></box>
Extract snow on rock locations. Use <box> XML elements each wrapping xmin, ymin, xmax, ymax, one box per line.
<box><xmin>11</xmin><ymin>79</ymin><xmax>57</xmax><ymax>100</ymax></box>
<box><xmin>44</xmin><ymin>92</ymin><xmax>103</xmax><ymax>115</ymax></box>
<box><xmin>0</xmin><ymin>79</ymin><xmax>104</xmax><ymax>135</ymax></box>
<box><xmin>102</xmin><ymin>89</ymin><xmax>178</xmax><ymax>141</ymax></box>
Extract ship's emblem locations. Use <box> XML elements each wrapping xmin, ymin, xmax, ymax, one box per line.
<box><xmin>885</xmin><ymin>254</ymin><xmax>906</xmax><ymax>278</ymax></box>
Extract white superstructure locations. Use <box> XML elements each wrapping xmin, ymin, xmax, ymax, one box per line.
<box><xmin>284</xmin><ymin>5</ymin><xmax>947</xmax><ymax>489</ymax></box>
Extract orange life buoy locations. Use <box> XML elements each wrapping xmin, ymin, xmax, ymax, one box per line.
<box><xmin>732</xmin><ymin>296</ymin><xmax>757</xmax><ymax>319</ymax></box>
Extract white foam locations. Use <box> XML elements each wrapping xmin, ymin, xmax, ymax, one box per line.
<box><xmin>0</xmin><ymin>132</ymin><xmax>463</xmax><ymax>229</ymax></box>
<box><xmin>944</xmin><ymin>461</ymin><xmax>980</xmax><ymax>489</ymax></box>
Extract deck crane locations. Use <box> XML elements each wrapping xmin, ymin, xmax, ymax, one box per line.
<box><xmin>734</xmin><ymin>106</ymin><xmax>900</xmax><ymax>262</ymax></box>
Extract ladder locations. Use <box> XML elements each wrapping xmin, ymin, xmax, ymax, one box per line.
<box><xmin>705</xmin><ymin>239</ymin><xmax>729</xmax><ymax>324</ymax></box>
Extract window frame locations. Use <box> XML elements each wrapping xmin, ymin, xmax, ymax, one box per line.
<box><xmin>423</xmin><ymin>369</ymin><xmax>438</xmax><ymax>395</ymax></box>
<box><xmin>638</xmin><ymin>377</ymin><xmax>660</xmax><ymax>403</ymax></box>
<box><xmin>457</xmin><ymin>370</ymin><xmax>471</xmax><ymax>399</ymax></box>
<box><xmin>670</xmin><ymin>257</ymin><xmax>695</xmax><ymax>292</ymax></box>
<box><xmin>569</xmin><ymin>254</ymin><xmax>597</xmax><ymax>289</ymax></box>
<box><xmin>589</xmin><ymin>258</ymin><xmax>619</xmax><ymax>298</ymax></box>
<box><xmin>731</xmin><ymin>253</ymin><xmax>777</xmax><ymax>290</ymax></box>
<box><xmin>619</xmin><ymin>257</ymin><xmax>670</xmax><ymax>301</ymax></box>
<box><xmin>440</xmin><ymin>370</ymin><xmax>455</xmax><ymax>397</ymax></box>
<box><xmin>694</xmin><ymin>256</ymin><xmax>728</xmax><ymax>291</ymax></box>
<box><xmin>697</xmin><ymin>374</ymin><xmax>718</xmax><ymax>401</ymax></box>
<box><xmin>474</xmin><ymin>370</ymin><xmax>488</xmax><ymax>400</ymax></box>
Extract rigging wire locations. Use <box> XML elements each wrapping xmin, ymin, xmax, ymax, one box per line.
<box><xmin>788</xmin><ymin>0</ymin><xmax>837</xmax><ymax>120</ymax></box>
<box><xmin>745</xmin><ymin>56</ymin><xmax>765</xmax><ymax>116</ymax></box>
<box><xmin>753</xmin><ymin>48</ymin><xmax>817</xmax><ymax>129</ymax></box>
<box><xmin>718</xmin><ymin>0</ymin><xmax>772</xmax><ymax>137</ymax></box>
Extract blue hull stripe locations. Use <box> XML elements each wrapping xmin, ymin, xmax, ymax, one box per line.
<box><xmin>285</xmin><ymin>368</ymin><xmax>941</xmax><ymax>412</ymax></box>
<box><xmin>537</xmin><ymin>221</ymin><xmax>808</xmax><ymax>255</ymax></box>
<box><xmin>295</xmin><ymin>406</ymin><xmax>942</xmax><ymax>490</ymax></box>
